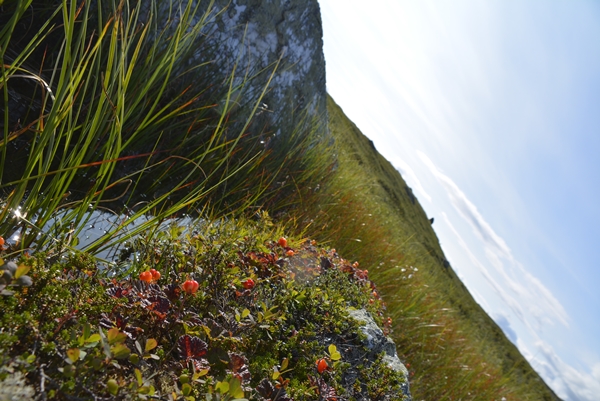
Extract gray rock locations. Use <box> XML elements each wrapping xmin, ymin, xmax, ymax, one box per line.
<box><xmin>147</xmin><ymin>0</ymin><xmax>328</xmax><ymax>137</ymax></box>
<box><xmin>0</xmin><ymin>371</ymin><xmax>35</xmax><ymax>401</ymax></box>
<box><xmin>348</xmin><ymin>308</ymin><xmax>412</xmax><ymax>400</ymax></box>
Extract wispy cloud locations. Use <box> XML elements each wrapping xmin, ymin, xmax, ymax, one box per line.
<box><xmin>419</xmin><ymin>151</ymin><xmax>569</xmax><ymax>330</ymax></box>
<box><xmin>417</xmin><ymin>151</ymin><xmax>511</xmax><ymax>258</ymax></box>
<box><xmin>520</xmin><ymin>340</ymin><xmax>600</xmax><ymax>401</ymax></box>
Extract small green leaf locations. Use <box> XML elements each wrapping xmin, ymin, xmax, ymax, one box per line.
<box><xmin>328</xmin><ymin>344</ymin><xmax>341</xmax><ymax>361</ymax></box>
<box><xmin>107</xmin><ymin>328</ymin><xmax>127</xmax><ymax>345</ymax></box>
<box><xmin>135</xmin><ymin>368</ymin><xmax>143</xmax><ymax>386</ymax></box>
<box><xmin>86</xmin><ymin>334</ymin><xmax>101</xmax><ymax>343</ymax></box>
<box><xmin>107</xmin><ymin>379</ymin><xmax>119</xmax><ymax>395</ymax></box>
<box><xmin>228</xmin><ymin>377</ymin><xmax>244</xmax><ymax>399</ymax></box>
<box><xmin>98</xmin><ymin>327</ymin><xmax>112</xmax><ymax>359</ymax></box>
<box><xmin>14</xmin><ymin>264</ymin><xmax>30</xmax><ymax>279</ymax></box>
<box><xmin>182</xmin><ymin>383</ymin><xmax>193</xmax><ymax>396</ymax></box>
<box><xmin>83</xmin><ymin>324</ymin><xmax>91</xmax><ymax>340</ymax></box>
<box><xmin>241</xmin><ymin>309</ymin><xmax>250</xmax><ymax>318</ymax></box>
<box><xmin>129</xmin><ymin>353</ymin><xmax>140</xmax><ymax>365</ymax></box>
<box><xmin>272</xmin><ymin>370</ymin><xmax>280</xmax><ymax>381</ymax></box>
<box><xmin>111</xmin><ymin>343</ymin><xmax>131</xmax><ymax>359</ymax></box>
<box><xmin>145</xmin><ymin>338</ymin><xmax>158</xmax><ymax>352</ymax></box>
<box><xmin>62</xmin><ymin>364</ymin><xmax>74</xmax><ymax>377</ymax></box>
<box><xmin>215</xmin><ymin>381</ymin><xmax>229</xmax><ymax>394</ymax></box>
<box><xmin>281</xmin><ymin>357</ymin><xmax>289</xmax><ymax>371</ymax></box>
<box><xmin>193</xmin><ymin>369</ymin><xmax>210</xmax><ymax>380</ymax></box>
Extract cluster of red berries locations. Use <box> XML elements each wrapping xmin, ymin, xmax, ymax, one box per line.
<box><xmin>277</xmin><ymin>237</ymin><xmax>295</xmax><ymax>257</ymax></box>
<box><xmin>139</xmin><ymin>269</ymin><xmax>161</xmax><ymax>283</ymax></box>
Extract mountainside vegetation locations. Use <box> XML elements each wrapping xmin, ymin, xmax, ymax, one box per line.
<box><xmin>308</xmin><ymin>97</ymin><xmax>561</xmax><ymax>400</ymax></box>
<box><xmin>1</xmin><ymin>1</ymin><xmax>560</xmax><ymax>400</ymax></box>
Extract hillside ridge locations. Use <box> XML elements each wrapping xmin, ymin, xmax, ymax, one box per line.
<box><xmin>325</xmin><ymin>95</ymin><xmax>562</xmax><ymax>400</ymax></box>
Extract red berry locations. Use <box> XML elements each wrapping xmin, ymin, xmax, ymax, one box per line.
<box><xmin>139</xmin><ymin>271</ymin><xmax>152</xmax><ymax>283</ymax></box>
<box><xmin>0</xmin><ymin>236</ymin><xmax>5</xmax><ymax>246</ymax></box>
<box><xmin>277</xmin><ymin>237</ymin><xmax>288</xmax><ymax>248</ymax></box>
<box><xmin>242</xmin><ymin>278</ymin><xmax>255</xmax><ymax>290</ymax></box>
<box><xmin>182</xmin><ymin>279</ymin><xmax>199</xmax><ymax>294</ymax></box>
<box><xmin>285</xmin><ymin>250</ymin><xmax>295</xmax><ymax>257</ymax></box>
<box><xmin>150</xmin><ymin>269</ymin><xmax>161</xmax><ymax>281</ymax></box>
<box><xmin>316</xmin><ymin>358</ymin><xmax>328</xmax><ymax>374</ymax></box>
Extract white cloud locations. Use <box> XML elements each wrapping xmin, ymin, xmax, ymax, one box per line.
<box><xmin>420</xmin><ymin>151</ymin><xmax>569</xmax><ymax>331</ymax></box>
<box><xmin>525</xmin><ymin>340</ymin><xmax>600</xmax><ymax>401</ymax></box>
<box><xmin>417</xmin><ymin>151</ymin><xmax>511</xmax><ymax>258</ymax></box>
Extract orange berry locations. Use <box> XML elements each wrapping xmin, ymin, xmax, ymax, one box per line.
<box><xmin>0</xmin><ymin>236</ymin><xmax>4</xmax><ymax>246</ymax></box>
<box><xmin>278</xmin><ymin>237</ymin><xmax>288</xmax><ymax>248</ymax></box>
<box><xmin>139</xmin><ymin>271</ymin><xmax>152</xmax><ymax>283</ymax></box>
<box><xmin>286</xmin><ymin>250</ymin><xmax>295</xmax><ymax>257</ymax></box>
<box><xmin>242</xmin><ymin>278</ymin><xmax>255</xmax><ymax>289</ymax></box>
<box><xmin>316</xmin><ymin>358</ymin><xmax>328</xmax><ymax>374</ymax></box>
<box><xmin>182</xmin><ymin>279</ymin><xmax>199</xmax><ymax>294</ymax></box>
<box><xmin>150</xmin><ymin>269</ymin><xmax>161</xmax><ymax>281</ymax></box>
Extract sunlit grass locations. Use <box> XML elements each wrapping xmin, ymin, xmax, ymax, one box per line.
<box><xmin>0</xmin><ymin>0</ymin><xmax>328</xmax><ymax>262</ymax></box>
<box><xmin>289</xmin><ymin>95</ymin><xmax>560</xmax><ymax>401</ymax></box>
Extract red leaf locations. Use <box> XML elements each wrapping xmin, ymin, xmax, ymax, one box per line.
<box><xmin>177</xmin><ymin>335</ymin><xmax>208</xmax><ymax>360</ymax></box>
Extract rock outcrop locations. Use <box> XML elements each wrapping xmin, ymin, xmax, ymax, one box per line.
<box><xmin>163</xmin><ymin>0</ymin><xmax>329</xmax><ymax>136</ymax></box>
<box><xmin>348</xmin><ymin>309</ymin><xmax>412</xmax><ymax>400</ymax></box>
<box><xmin>206</xmin><ymin>0</ymin><xmax>327</xmax><ymax>128</ymax></box>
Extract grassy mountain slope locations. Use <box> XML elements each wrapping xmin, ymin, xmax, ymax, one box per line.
<box><xmin>306</xmin><ymin>95</ymin><xmax>561</xmax><ymax>400</ymax></box>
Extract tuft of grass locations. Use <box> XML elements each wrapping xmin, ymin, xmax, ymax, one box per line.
<box><xmin>0</xmin><ymin>0</ymin><xmax>329</xmax><ymax>263</ymax></box>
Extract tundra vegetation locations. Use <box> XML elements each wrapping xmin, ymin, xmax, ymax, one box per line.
<box><xmin>1</xmin><ymin>1</ymin><xmax>560</xmax><ymax>400</ymax></box>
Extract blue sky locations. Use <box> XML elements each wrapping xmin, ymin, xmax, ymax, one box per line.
<box><xmin>318</xmin><ymin>1</ymin><xmax>600</xmax><ymax>400</ymax></box>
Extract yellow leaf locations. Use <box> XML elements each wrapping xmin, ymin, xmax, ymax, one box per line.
<box><xmin>145</xmin><ymin>338</ymin><xmax>158</xmax><ymax>352</ymax></box>
<box><xmin>66</xmin><ymin>348</ymin><xmax>80</xmax><ymax>363</ymax></box>
<box><xmin>15</xmin><ymin>264</ymin><xmax>30</xmax><ymax>279</ymax></box>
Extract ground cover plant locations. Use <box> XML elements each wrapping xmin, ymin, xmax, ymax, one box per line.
<box><xmin>0</xmin><ymin>216</ymin><xmax>408</xmax><ymax>400</ymax></box>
